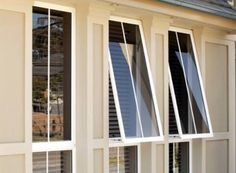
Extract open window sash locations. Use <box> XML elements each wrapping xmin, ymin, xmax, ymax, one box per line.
<box><xmin>168</xmin><ymin>28</ymin><xmax>213</xmax><ymax>139</ymax></box>
<box><xmin>108</xmin><ymin>17</ymin><xmax>163</xmax><ymax>143</ymax></box>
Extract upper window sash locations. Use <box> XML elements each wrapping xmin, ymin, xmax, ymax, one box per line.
<box><xmin>108</xmin><ymin>16</ymin><xmax>163</xmax><ymax>143</ymax></box>
<box><xmin>168</xmin><ymin>27</ymin><xmax>213</xmax><ymax>139</ymax></box>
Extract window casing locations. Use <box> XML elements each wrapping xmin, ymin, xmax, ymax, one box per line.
<box><xmin>32</xmin><ymin>2</ymin><xmax>75</xmax><ymax>173</ymax></box>
<box><xmin>108</xmin><ymin>16</ymin><xmax>163</xmax><ymax>143</ymax></box>
<box><xmin>168</xmin><ymin>27</ymin><xmax>213</xmax><ymax>139</ymax></box>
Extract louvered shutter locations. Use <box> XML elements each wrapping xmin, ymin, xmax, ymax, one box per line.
<box><xmin>109</xmin><ymin>76</ymin><xmax>121</xmax><ymax>138</ymax></box>
<box><xmin>169</xmin><ymin>89</ymin><xmax>178</xmax><ymax>135</ymax></box>
<box><xmin>109</xmin><ymin>146</ymin><xmax>137</xmax><ymax>173</ymax></box>
<box><xmin>169</xmin><ymin>143</ymin><xmax>189</xmax><ymax>173</ymax></box>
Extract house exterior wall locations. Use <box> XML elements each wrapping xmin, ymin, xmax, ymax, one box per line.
<box><xmin>0</xmin><ymin>0</ymin><xmax>235</xmax><ymax>173</ymax></box>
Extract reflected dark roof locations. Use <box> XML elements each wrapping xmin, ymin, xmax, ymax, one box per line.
<box><xmin>159</xmin><ymin>0</ymin><xmax>236</xmax><ymax>20</ymax></box>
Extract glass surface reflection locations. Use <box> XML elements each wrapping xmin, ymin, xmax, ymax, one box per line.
<box><xmin>177</xmin><ymin>33</ymin><xmax>209</xmax><ymax>133</ymax></box>
<box><xmin>169</xmin><ymin>31</ymin><xmax>196</xmax><ymax>134</ymax></box>
<box><xmin>33</xmin><ymin>8</ymin><xmax>71</xmax><ymax>142</ymax></box>
<box><xmin>109</xmin><ymin>20</ymin><xmax>161</xmax><ymax>140</ymax></box>
<box><xmin>33</xmin><ymin>7</ymin><xmax>48</xmax><ymax>142</ymax></box>
<box><xmin>123</xmin><ymin>23</ymin><xmax>159</xmax><ymax>137</ymax></box>
<box><xmin>109</xmin><ymin>21</ymin><xmax>142</xmax><ymax>139</ymax></box>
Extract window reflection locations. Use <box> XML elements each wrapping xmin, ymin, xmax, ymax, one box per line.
<box><xmin>33</xmin><ymin>7</ymin><xmax>71</xmax><ymax>142</ymax></box>
<box><xmin>33</xmin><ymin>7</ymin><xmax>48</xmax><ymax>142</ymax></box>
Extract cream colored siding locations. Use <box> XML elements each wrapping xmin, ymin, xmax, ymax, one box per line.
<box><xmin>93</xmin><ymin>23</ymin><xmax>104</xmax><ymax>139</ymax></box>
<box><xmin>0</xmin><ymin>9</ymin><xmax>25</xmax><ymax>143</ymax></box>
<box><xmin>155</xmin><ymin>34</ymin><xmax>165</xmax><ymax>126</ymax></box>
<box><xmin>0</xmin><ymin>155</ymin><xmax>25</xmax><ymax>173</ymax></box>
<box><xmin>94</xmin><ymin>149</ymin><xmax>104</xmax><ymax>173</ymax></box>
<box><xmin>206</xmin><ymin>42</ymin><xmax>228</xmax><ymax>133</ymax></box>
<box><xmin>206</xmin><ymin>140</ymin><xmax>229</xmax><ymax>173</ymax></box>
<box><xmin>156</xmin><ymin>144</ymin><xmax>165</xmax><ymax>173</ymax></box>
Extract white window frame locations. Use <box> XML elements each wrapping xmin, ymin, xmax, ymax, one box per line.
<box><xmin>108</xmin><ymin>16</ymin><xmax>164</xmax><ymax>144</ymax></box>
<box><xmin>168</xmin><ymin>140</ymin><xmax>192</xmax><ymax>173</ymax></box>
<box><xmin>168</xmin><ymin>27</ymin><xmax>213</xmax><ymax>139</ymax></box>
<box><xmin>32</xmin><ymin>2</ymin><xmax>76</xmax><ymax>173</ymax></box>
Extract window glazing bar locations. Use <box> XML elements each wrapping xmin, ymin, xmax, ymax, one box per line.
<box><xmin>47</xmin><ymin>9</ymin><xmax>51</xmax><ymax>143</ymax></box>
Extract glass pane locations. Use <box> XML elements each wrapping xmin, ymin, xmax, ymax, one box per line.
<box><xmin>50</xmin><ymin>10</ymin><xmax>71</xmax><ymax>141</ymax></box>
<box><xmin>109</xmin><ymin>147</ymin><xmax>118</xmax><ymax>173</ymax></box>
<box><xmin>33</xmin><ymin>152</ymin><xmax>47</xmax><ymax>173</ymax></box>
<box><xmin>123</xmin><ymin>23</ymin><xmax>159</xmax><ymax>137</ymax></box>
<box><xmin>177</xmin><ymin>33</ymin><xmax>209</xmax><ymax>133</ymax></box>
<box><xmin>119</xmin><ymin>147</ymin><xmax>137</xmax><ymax>173</ymax></box>
<box><xmin>109</xmin><ymin>21</ymin><xmax>142</xmax><ymax>138</ymax></box>
<box><xmin>169</xmin><ymin>143</ymin><xmax>189</xmax><ymax>173</ymax></box>
<box><xmin>48</xmin><ymin>151</ymin><xmax>72</xmax><ymax>173</ymax></box>
<box><xmin>33</xmin><ymin>7</ymin><xmax>48</xmax><ymax>142</ymax></box>
<box><xmin>169</xmin><ymin>31</ymin><xmax>196</xmax><ymax>134</ymax></box>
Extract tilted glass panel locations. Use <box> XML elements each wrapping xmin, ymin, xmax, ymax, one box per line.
<box><xmin>169</xmin><ymin>31</ymin><xmax>195</xmax><ymax>134</ymax></box>
<box><xmin>123</xmin><ymin>23</ymin><xmax>159</xmax><ymax>137</ymax></box>
<box><xmin>50</xmin><ymin>10</ymin><xmax>72</xmax><ymax>141</ymax></box>
<box><xmin>177</xmin><ymin>33</ymin><xmax>209</xmax><ymax>133</ymax></box>
<box><xmin>109</xmin><ymin>21</ymin><xmax>142</xmax><ymax>139</ymax></box>
<box><xmin>33</xmin><ymin>7</ymin><xmax>48</xmax><ymax>142</ymax></box>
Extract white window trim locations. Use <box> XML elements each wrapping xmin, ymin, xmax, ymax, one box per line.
<box><xmin>108</xmin><ymin>16</ymin><xmax>164</xmax><ymax>143</ymax></box>
<box><xmin>32</xmin><ymin>2</ymin><xmax>76</xmax><ymax>173</ymax></box>
<box><xmin>168</xmin><ymin>27</ymin><xmax>213</xmax><ymax>139</ymax></box>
